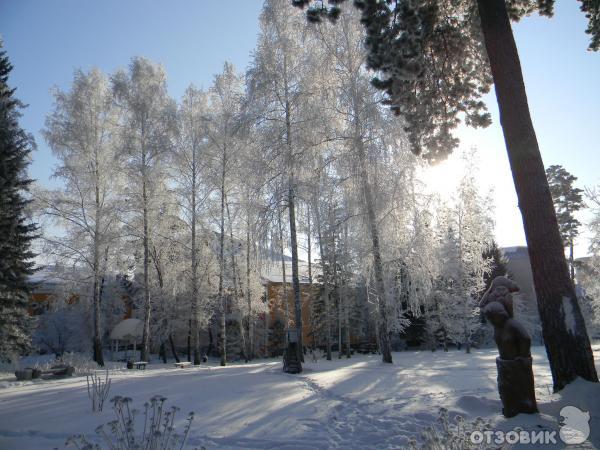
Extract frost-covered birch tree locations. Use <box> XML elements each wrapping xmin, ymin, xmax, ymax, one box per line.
<box><xmin>313</xmin><ymin>8</ymin><xmax>400</xmax><ymax>362</ymax></box>
<box><xmin>38</xmin><ymin>68</ymin><xmax>121</xmax><ymax>366</ymax></box>
<box><xmin>204</xmin><ymin>62</ymin><xmax>246</xmax><ymax>366</ymax></box>
<box><xmin>112</xmin><ymin>57</ymin><xmax>176</xmax><ymax>362</ymax></box>
<box><xmin>250</xmin><ymin>0</ymin><xmax>319</xmax><ymax>355</ymax></box>
<box><xmin>173</xmin><ymin>85</ymin><xmax>212</xmax><ymax>365</ymax></box>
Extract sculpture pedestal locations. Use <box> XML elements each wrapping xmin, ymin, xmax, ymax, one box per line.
<box><xmin>496</xmin><ymin>357</ymin><xmax>538</xmax><ymax>418</ymax></box>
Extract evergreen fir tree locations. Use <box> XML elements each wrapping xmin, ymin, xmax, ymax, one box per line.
<box><xmin>546</xmin><ymin>165</ymin><xmax>585</xmax><ymax>282</ymax></box>
<box><xmin>482</xmin><ymin>240</ymin><xmax>508</xmax><ymax>293</ymax></box>
<box><xmin>0</xmin><ymin>41</ymin><xmax>37</xmax><ymax>361</ymax></box>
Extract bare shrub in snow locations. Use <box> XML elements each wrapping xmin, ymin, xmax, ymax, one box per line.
<box><xmin>66</xmin><ymin>395</ymin><xmax>194</xmax><ymax>450</ymax></box>
<box><xmin>57</xmin><ymin>352</ymin><xmax>99</xmax><ymax>375</ymax></box>
<box><xmin>87</xmin><ymin>369</ymin><xmax>111</xmax><ymax>412</ymax></box>
<box><xmin>407</xmin><ymin>407</ymin><xmax>507</xmax><ymax>450</ymax></box>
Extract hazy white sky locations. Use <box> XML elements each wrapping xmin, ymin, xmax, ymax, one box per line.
<box><xmin>1</xmin><ymin>0</ymin><xmax>598</xmax><ymax>256</ymax></box>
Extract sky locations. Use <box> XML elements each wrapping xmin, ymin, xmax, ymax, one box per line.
<box><xmin>1</xmin><ymin>0</ymin><xmax>599</xmax><ymax>256</ymax></box>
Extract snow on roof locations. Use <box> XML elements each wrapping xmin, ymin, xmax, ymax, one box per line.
<box><xmin>260</xmin><ymin>259</ymin><xmax>318</xmax><ymax>284</ymax></box>
<box><xmin>109</xmin><ymin>318</ymin><xmax>144</xmax><ymax>341</ymax></box>
<box><xmin>262</xmin><ymin>274</ymin><xmax>312</xmax><ymax>284</ymax></box>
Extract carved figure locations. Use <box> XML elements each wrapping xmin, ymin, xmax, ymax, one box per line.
<box><xmin>480</xmin><ymin>277</ymin><xmax>538</xmax><ymax>417</ymax></box>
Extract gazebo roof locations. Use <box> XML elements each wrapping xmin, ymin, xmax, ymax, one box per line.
<box><xmin>109</xmin><ymin>318</ymin><xmax>143</xmax><ymax>341</ymax></box>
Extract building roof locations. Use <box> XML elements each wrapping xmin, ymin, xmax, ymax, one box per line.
<box><xmin>109</xmin><ymin>318</ymin><xmax>144</xmax><ymax>341</ymax></box>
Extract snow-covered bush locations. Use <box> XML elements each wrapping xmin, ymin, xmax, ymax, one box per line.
<box><xmin>407</xmin><ymin>407</ymin><xmax>507</xmax><ymax>450</ymax></box>
<box><xmin>66</xmin><ymin>395</ymin><xmax>194</xmax><ymax>450</ymax></box>
<box><xmin>57</xmin><ymin>352</ymin><xmax>99</xmax><ymax>375</ymax></box>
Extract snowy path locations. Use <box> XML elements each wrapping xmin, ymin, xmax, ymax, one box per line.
<box><xmin>1</xmin><ymin>346</ymin><xmax>599</xmax><ymax>449</ymax></box>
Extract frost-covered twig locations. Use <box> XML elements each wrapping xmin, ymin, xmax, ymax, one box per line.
<box><xmin>407</xmin><ymin>407</ymin><xmax>506</xmax><ymax>450</ymax></box>
<box><xmin>86</xmin><ymin>369</ymin><xmax>112</xmax><ymax>412</ymax></box>
<box><xmin>66</xmin><ymin>395</ymin><xmax>195</xmax><ymax>450</ymax></box>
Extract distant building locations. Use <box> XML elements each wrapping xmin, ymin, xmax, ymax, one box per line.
<box><xmin>28</xmin><ymin>267</ymin><xmax>62</xmax><ymax>315</ymax></box>
<box><xmin>501</xmin><ymin>246</ymin><xmax>542</xmax><ymax>344</ymax></box>
<box><xmin>260</xmin><ymin>258</ymin><xmax>319</xmax><ymax>354</ymax></box>
<box><xmin>501</xmin><ymin>246</ymin><xmax>536</xmax><ymax>300</ymax></box>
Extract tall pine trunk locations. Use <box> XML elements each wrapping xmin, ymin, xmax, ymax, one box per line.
<box><xmin>477</xmin><ymin>0</ymin><xmax>598</xmax><ymax>390</ymax></box>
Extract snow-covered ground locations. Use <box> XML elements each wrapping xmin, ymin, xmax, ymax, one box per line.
<box><xmin>1</xmin><ymin>345</ymin><xmax>599</xmax><ymax>449</ymax></box>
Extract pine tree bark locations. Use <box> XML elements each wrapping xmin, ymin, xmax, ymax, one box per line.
<box><xmin>477</xmin><ymin>0</ymin><xmax>598</xmax><ymax>390</ymax></box>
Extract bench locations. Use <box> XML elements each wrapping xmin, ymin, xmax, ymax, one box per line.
<box><xmin>173</xmin><ymin>361</ymin><xmax>192</xmax><ymax>369</ymax></box>
<box><xmin>132</xmin><ymin>361</ymin><xmax>147</xmax><ymax>370</ymax></box>
<box><xmin>41</xmin><ymin>365</ymin><xmax>75</xmax><ymax>379</ymax></box>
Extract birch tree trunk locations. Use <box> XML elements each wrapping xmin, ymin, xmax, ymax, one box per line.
<box><xmin>246</xmin><ymin>212</ymin><xmax>254</xmax><ymax>360</ymax></box>
<box><xmin>343</xmin><ymin>222</ymin><xmax>351</xmax><ymax>359</ymax></box>
<box><xmin>190</xmin><ymin>133</ymin><xmax>201</xmax><ymax>365</ymax></box>
<box><xmin>219</xmin><ymin>148</ymin><xmax>227</xmax><ymax>367</ymax></box>
<box><xmin>288</xmin><ymin>184</ymin><xmax>304</xmax><ymax>361</ymax></box>
<box><xmin>306</xmin><ymin>205</ymin><xmax>314</xmax><ymax>348</ymax></box>
<box><xmin>329</xmin><ymin>208</ymin><xmax>342</xmax><ymax>359</ymax></box>
<box><xmin>355</xmin><ymin>137</ymin><xmax>392</xmax><ymax>363</ymax></box>
<box><xmin>278</xmin><ymin>207</ymin><xmax>289</xmax><ymax>325</ymax></box>
<box><xmin>226</xmin><ymin>198</ymin><xmax>247</xmax><ymax>362</ymax></box>
<box><xmin>140</xmin><ymin>135</ymin><xmax>152</xmax><ymax>363</ymax></box>
<box><xmin>314</xmin><ymin>200</ymin><xmax>332</xmax><ymax>360</ymax></box>
<box><xmin>92</xmin><ymin>149</ymin><xmax>104</xmax><ymax>366</ymax></box>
